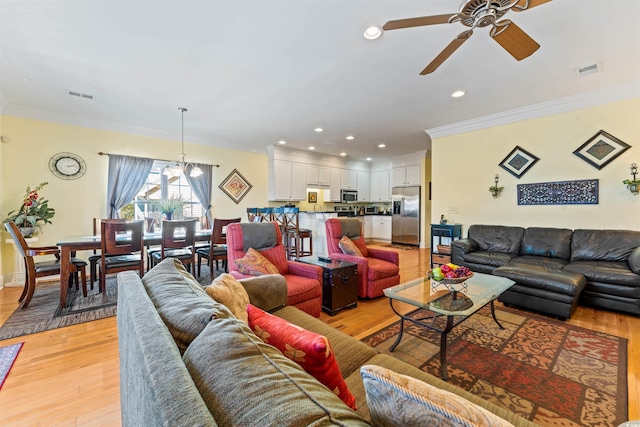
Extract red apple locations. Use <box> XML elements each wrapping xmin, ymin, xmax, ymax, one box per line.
<box><xmin>441</xmin><ymin>264</ymin><xmax>451</xmax><ymax>273</ymax></box>
<box><xmin>445</xmin><ymin>271</ymin><xmax>458</xmax><ymax>278</ymax></box>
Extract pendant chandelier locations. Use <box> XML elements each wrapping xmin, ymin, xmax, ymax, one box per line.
<box><xmin>163</xmin><ymin>107</ymin><xmax>203</xmax><ymax>178</ymax></box>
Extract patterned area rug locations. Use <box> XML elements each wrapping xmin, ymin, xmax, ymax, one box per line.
<box><xmin>0</xmin><ymin>342</ymin><xmax>23</xmax><ymax>389</ymax></box>
<box><xmin>362</xmin><ymin>305</ymin><xmax>628</xmax><ymax>426</ymax></box>
<box><xmin>0</xmin><ymin>265</ymin><xmax>218</xmax><ymax>340</ymax></box>
<box><xmin>382</xmin><ymin>243</ymin><xmax>418</xmax><ymax>250</ymax></box>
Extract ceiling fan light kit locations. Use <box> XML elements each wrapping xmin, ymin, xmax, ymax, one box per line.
<box><xmin>383</xmin><ymin>0</ymin><xmax>552</xmax><ymax>74</ymax></box>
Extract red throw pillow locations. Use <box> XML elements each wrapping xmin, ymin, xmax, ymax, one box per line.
<box><xmin>235</xmin><ymin>247</ymin><xmax>280</xmax><ymax>276</ymax></box>
<box><xmin>247</xmin><ymin>304</ymin><xmax>357</xmax><ymax>410</ymax></box>
<box><xmin>339</xmin><ymin>235</ymin><xmax>363</xmax><ymax>257</ymax></box>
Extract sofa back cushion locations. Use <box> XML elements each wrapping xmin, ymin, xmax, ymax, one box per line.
<box><xmin>142</xmin><ymin>258</ymin><xmax>232</xmax><ymax>353</ymax></box>
<box><xmin>468</xmin><ymin>225</ymin><xmax>524</xmax><ymax>254</ymax></box>
<box><xmin>571</xmin><ymin>229</ymin><xmax>640</xmax><ymax>262</ymax></box>
<box><xmin>521</xmin><ymin>227</ymin><xmax>573</xmax><ymax>260</ymax></box>
<box><xmin>183</xmin><ymin>316</ymin><xmax>370</xmax><ymax>426</ymax></box>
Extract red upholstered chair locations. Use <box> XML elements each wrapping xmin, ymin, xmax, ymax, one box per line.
<box><xmin>325</xmin><ymin>218</ymin><xmax>400</xmax><ymax>298</ymax></box>
<box><xmin>226</xmin><ymin>222</ymin><xmax>323</xmax><ymax>317</ymax></box>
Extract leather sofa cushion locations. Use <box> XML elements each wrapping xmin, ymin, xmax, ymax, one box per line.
<box><xmin>563</xmin><ymin>260</ymin><xmax>640</xmax><ymax>288</ymax></box>
<box><xmin>509</xmin><ymin>255</ymin><xmax>568</xmax><ymax>270</ymax></box>
<box><xmin>520</xmin><ymin>227</ymin><xmax>572</xmax><ymax>260</ymax></box>
<box><xmin>493</xmin><ymin>265</ymin><xmax>586</xmax><ymax>297</ymax></box>
<box><xmin>468</xmin><ymin>225</ymin><xmax>524</xmax><ymax>254</ymax></box>
<box><xmin>571</xmin><ymin>229</ymin><xmax>640</xmax><ymax>262</ymax></box>
<box><xmin>463</xmin><ymin>251</ymin><xmax>515</xmax><ymax>268</ymax></box>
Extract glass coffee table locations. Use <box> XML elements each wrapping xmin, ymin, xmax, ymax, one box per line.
<box><xmin>384</xmin><ymin>272</ymin><xmax>514</xmax><ymax>380</ymax></box>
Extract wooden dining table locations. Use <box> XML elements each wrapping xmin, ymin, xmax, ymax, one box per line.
<box><xmin>56</xmin><ymin>230</ymin><xmax>213</xmax><ymax>307</ymax></box>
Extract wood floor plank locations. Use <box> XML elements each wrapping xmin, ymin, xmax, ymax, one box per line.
<box><xmin>0</xmin><ymin>244</ymin><xmax>638</xmax><ymax>425</ymax></box>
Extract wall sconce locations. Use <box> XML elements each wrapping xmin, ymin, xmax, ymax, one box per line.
<box><xmin>623</xmin><ymin>163</ymin><xmax>639</xmax><ymax>195</ymax></box>
<box><xmin>489</xmin><ymin>174</ymin><xmax>504</xmax><ymax>198</ymax></box>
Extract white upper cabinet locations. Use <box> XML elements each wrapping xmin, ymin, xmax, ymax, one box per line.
<box><xmin>326</xmin><ymin>167</ymin><xmax>341</xmax><ymax>202</ymax></box>
<box><xmin>370</xmin><ymin>170</ymin><xmax>391</xmax><ymax>202</ymax></box>
<box><xmin>306</xmin><ymin>165</ymin><xmax>331</xmax><ymax>187</ymax></box>
<box><xmin>357</xmin><ymin>170</ymin><xmax>370</xmax><ymax>202</ymax></box>
<box><xmin>269</xmin><ymin>160</ymin><xmax>307</xmax><ymax>201</ymax></box>
<box><xmin>392</xmin><ymin>165</ymin><xmax>420</xmax><ymax>187</ymax></box>
<box><xmin>340</xmin><ymin>169</ymin><xmax>357</xmax><ymax>190</ymax></box>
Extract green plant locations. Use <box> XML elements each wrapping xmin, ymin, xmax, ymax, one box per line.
<box><xmin>153</xmin><ymin>196</ymin><xmax>184</xmax><ymax>214</ymax></box>
<box><xmin>622</xmin><ymin>179</ymin><xmax>640</xmax><ymax>185</ymax></box>
<box><xmin>4</xmin><ymin>182</ymin><xmax>55</xmax><ymax>228</ymax></box>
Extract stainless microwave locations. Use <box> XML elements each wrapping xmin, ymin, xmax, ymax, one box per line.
<box><xmin>341</xmin><ymin>190</ymin><xmax>358</xmax><ymax>203</ymax></box>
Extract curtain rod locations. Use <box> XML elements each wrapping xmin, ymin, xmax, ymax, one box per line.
<box><xmin>98</xmin><ymin>151</ymin><xmax>220</xmax><ymax>167</ymax></box>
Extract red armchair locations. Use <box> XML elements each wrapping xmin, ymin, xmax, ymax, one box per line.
<box><xmin>325</xmin><ymin>218</ymin><xmax>400</xmax><ymax>298</ymax></box>
<box><xmin>226</xmin><ymin>222</ymin><xmax>323</xmax><ymax>317</ymax></box>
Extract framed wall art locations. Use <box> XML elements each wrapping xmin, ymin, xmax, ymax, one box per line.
<box><xmin>573</xmin><ymin>130</ymin><xmax>630</xmax><ymax>170</ymax></box>
<box><xmin>499</xmin><ymin>146</ymin><xmax>540</xmax><ymax>178</ymax></box>
<box><xmin>308</xmin><ymin>191</ymin><xmax>317</xmax><ymax>203</ymax></box>
<box><xmin>517</xmin><ymin>179</ymin><xmax>599</xmax><ymax>205</ymax></box>
<box><xmin>218</xmin><ymin>169</ymin><xmax>252</xmax><ymax>204</ymax></box>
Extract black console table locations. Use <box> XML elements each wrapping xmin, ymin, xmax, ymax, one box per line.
<box><xmin>430</xmin><ymin>224</ymin><xmax>462</xmax><ymax>268</ymax></box>
<box><xmin>297</xmin><ymin>256</ymin><xmax>358</xmax><ymax>315</ymax></box>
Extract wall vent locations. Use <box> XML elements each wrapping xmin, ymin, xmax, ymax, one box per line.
<box><xmin>66</xmin><ymin>89</ymin><xmax>94</xmax><ymax>100</ymax></box>
<box><xmin>575</xmin><ymin>63</ymin><xmax>601</xmax><ymax>77</ymax></box>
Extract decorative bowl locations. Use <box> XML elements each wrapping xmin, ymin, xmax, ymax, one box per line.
<box><xmin>427</xmin><ymin>269</ymin><xmax>474</xmax><ymax>284</ymax></box>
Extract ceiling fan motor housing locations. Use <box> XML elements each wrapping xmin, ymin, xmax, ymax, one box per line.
<box><xmin>459</xmin><ymin>0</ymin><xmax>512</xmax><ymax>27</ymax></box>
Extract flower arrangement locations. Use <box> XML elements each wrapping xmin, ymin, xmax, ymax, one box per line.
<box><xmin>4</xmin><ymin>182</ymin><xmax>56</xmax><ymax>228</ymax></box>
<box><xmin>153</xmin><ymin>196</ymin><xmax>184</xmax><ymax>219</ymax></box>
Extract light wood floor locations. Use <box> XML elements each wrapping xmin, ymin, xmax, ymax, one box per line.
<box><xmin>0</xmin><ymin>245</ymin><xmax>638</xmax><ymax>426</ymax></box>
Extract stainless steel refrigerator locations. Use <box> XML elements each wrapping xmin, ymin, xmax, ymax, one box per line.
<box><xmin>392</xmin><ymin>186</ymin><xmax>420</xmax><ymax>246</ymax></box>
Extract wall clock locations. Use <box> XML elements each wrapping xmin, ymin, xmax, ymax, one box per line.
<box><xmin>49</xmin><ymin>152</ymin><xmax>86</xmax><ymax>180</ymax></box>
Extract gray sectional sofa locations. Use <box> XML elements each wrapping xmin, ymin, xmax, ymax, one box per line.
<box><xmin>451</xmin><ymin>225</ymin><xmax>640</xmax><ymax>318</ymax></box>
<box><xmin>117</xmin><ymin>258</ymin><xmax>536</xmax><ymax>426</ymax></box>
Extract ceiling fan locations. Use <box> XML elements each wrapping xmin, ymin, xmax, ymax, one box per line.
<box><xmin>383</xmin><ymin>0</ymin><xmax>552</xmax><ymax>75</ymax></box>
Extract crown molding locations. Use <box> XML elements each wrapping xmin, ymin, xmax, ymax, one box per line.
<box><xmin>425</xmin><ymin>81</ymin><xmax>640</xmax><ymax>140</ymax></box>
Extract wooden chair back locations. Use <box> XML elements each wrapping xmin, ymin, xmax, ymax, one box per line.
<box><xmin>211</xmin><ymin>217</ymin><xmax>241</xmax><ymax>246</ymax></box>
<box><xmin>4</xmin><ymin>221</ymin><xmax>29</xmax><ymax>258</ymax></box>
<box><xmin>161</xmin><ymin>219</ymin><xmax>197</xmax><ymax>251</ymax></box>
<box><xmin>101</xmin><ymin>220</ymin><xmax>144</xmax><ymax>256</ymax></box>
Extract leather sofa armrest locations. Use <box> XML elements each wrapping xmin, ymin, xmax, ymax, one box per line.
<box><xmin>451</xmin><ymin>238</ymin><xmax>478</xmax><ymax>254</ymax></box>
<box><xmin>238</xmin><ymin>274</ymin><xmax>288</xmax><ymax>313</ymax></box>
<box><xmin>628</xmin><ymin>246</ymin><xmax>640</xmax><ymax>274</ymax></box>
<box><xmin>367</xmin><ymin>248</ymin><xmax>399</xmax><ymax>265</ymax></box>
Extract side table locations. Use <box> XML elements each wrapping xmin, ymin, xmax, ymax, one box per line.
<box><xmin>5</xmin><ymin>237</ymin><xmax>38</xmax><ymax>286</ymax></box>
<box><xmin>297</xmin><ymin>256</ymin><xmax>358</xmax><ymax>315</ymax></box>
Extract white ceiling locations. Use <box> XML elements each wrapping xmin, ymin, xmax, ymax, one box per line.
<box><xmin>1</xmin><ymin>0</ymin><xmax>639</xmax><ymax>161</ymax></box>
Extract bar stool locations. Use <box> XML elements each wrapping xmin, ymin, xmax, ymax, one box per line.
<box><xmin>283</xmin><ymin>207</ymin><xmax>312</xmax><ymax>259</ymax></box>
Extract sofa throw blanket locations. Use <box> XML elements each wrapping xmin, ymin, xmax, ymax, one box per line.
<box><xmin>339</xmin><ymin>219</ymin><xmax>361</xmax><ymax>239</ymax></box>
<box><xmin>240</xmin><ymin>223</ymin><xmax>277</xmax><ymax>251</ymax></box>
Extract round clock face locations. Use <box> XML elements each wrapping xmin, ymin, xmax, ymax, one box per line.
<box><xmin>49</xmin><ymin>152</ymin><xmax>86</xmax><ymax>180</ymax></box>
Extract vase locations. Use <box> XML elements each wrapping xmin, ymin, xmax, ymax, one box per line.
<box><xmin>18</xmin><ymin>226</ymin><xmax>36</xmax><ymax>238</ymax></box>
<box><xmin>164</xmin><ymin>212</ymin><xmax>173</xmax><ymax>220</ymax></box>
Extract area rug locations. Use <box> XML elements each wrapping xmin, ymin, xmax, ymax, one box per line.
<box><xmin>0</xmin><ymin>265</ymin><xmax>218</xmax><ymax>341</ymax></box>
<box><xmin>382</xmin><ymin>243</ymin><xmax>418</xmax><ymax>250</ymax></box>
<box><xmin>0</xmin><ymin>342</ymin><xmax>23</xmax><ymax>389</ymax></box>
<box><xmin>362</xmin><ymin>305</ymin><xmax>628</xmax><ymax>427</ymax></box>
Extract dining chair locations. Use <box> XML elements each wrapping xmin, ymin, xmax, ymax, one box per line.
<box><xmin>283</xmin><ymin>207</ymin><xmax>312</xmax><ymax>259</ymax></box>
<box><xmin>100</xmin><ymin>220</ymin><xmax>145</xmax><ymax>300</ymax></box>
<box><xmin>196</xmin><ymin>217</ymin><xmax>241</xmax><ymax>278</ymax></box>
<box><xmin>4</xmin><ymin>221</ymin><xmax>88</xmax><ymax>308</ymax></box>
<box><xmin>149</xmin><ymin>219</ymin><xmax>198</xmax><ymax>272</ymax></box>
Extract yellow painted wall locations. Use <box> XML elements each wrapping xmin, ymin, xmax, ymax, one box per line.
<box><xmin>0</xmin><ymin>115</ymin><xmax>269</xmax><ymax>278</ymax></box>
<box><xmin>431</xmin><ymin>97</ymin><xmax>640</xmax><ymax>232</ymax></box>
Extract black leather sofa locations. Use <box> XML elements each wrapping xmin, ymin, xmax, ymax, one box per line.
<box><xmin>451</xmin><ymin>225</ymin><xmax>640</xmax><ymax>318</ymax></box>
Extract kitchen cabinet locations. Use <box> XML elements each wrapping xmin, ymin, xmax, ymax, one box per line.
<box><xmin>299</xmin><ymin>212</ymin><xmax>337</xmax><ymax>257</ymax></box>
<box><xmin>306</xmin><ymin>165</ymin><xmax>331</xmax><ymax>187</ymax></box>
<box><xmin>325</xmin><ymin>167</ymin><xmax>341</xmax><ymax>202</ymax></box>
<box><xmin>363</xmin><ymin>216</ymin><xmax>372</xmax><ymax>239</ymax></box>
<box><xmin>370</xmin><ymin>215</ymin><xmax>392</xmax><ymax>241</ymax></box>
<box><xmin>340</xmin><ymin>169</ymin><xmax>357</xmax><ymax>190</ymax></box>
<box><xmin>357</xmin><ymin>170</ymin><xmax>370</xmax><ymax>202</ymax></box>
<box><xmin>269</xmin><ymin>160</ymin><xmax>307</xmax><ymax>201</ymax></box>
<box><xmin>370</xmin><ymin>170</ymin><xmax>391</xmax><ymax>202</ymax></box>
<box><xmin>392</xmin><ymin>165</ymin><xmax>420</xmax><ymax>187</ymax></box>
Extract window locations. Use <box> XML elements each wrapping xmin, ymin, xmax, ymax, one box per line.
<box><xmin>121</xmin><ymin>161</ymin><xmax>204</xmax><ymax>230</ymax></box>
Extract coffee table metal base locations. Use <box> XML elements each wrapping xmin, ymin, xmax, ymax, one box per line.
<box><xmin>388</xmin><ymin>295</ymin><xmax>504</xmax><ymax>380</ymax></box>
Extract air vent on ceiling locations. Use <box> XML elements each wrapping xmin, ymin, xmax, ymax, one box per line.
<box><xmin>66</xmin><ymin>89</ymin><xmax>94</xmax><ymax>100</ymax></box>
<box><xmin>575</xmin><ymin>63</ymin><xmax>601</xmax><ymax>78</ymax></box>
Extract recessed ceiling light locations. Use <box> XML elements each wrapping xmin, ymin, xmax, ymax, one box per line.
<box><xmin>278</xmin><ymin>140</ymin><xmax>286</xmax><ymax>145</ymax></box>
<box><xmin>366</xmin><ymin>157</ymin><xmax>372</xmax><ymax>161</ymax></box>
<box><xmin>451</xmin><ymin>90</ymin><xmax>466</xmax><ymax>98</ymax></box>
<box><xmin>314</xmin><ymin>127</ymin><xmax>323</xmax><ymax>133</ymax></box>
<box><xmin>308</xmin><ymin>146</ymin><xmax>315</xmax><ymax>150</ymax></box>
<box><xmin>378</xmin><ymin>144</ymin><xmax>386</xmax><ymax>148</ymax></box>
<box><xmin>363</xmin><ymin>26</ymin><xmax>383</xmax><ymax>40</ymax></box>
<box><xmin>346</xmin><ymin>135</ymin><xmax>354</xmax><ymax>140</ymax></box>
<box><xmin>340</xmin><ymin>152</ymin><xmax>347</xmax><ymax>157</ymax></box>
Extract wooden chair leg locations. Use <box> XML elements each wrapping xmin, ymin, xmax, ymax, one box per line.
<box><xmin>80</xmin><ymin>267</ymin><xmax>88</xmax><ymax>297</ymax></box>
<box><xmin>21</xmin><ymin>276</ymin><xmax>36</xmax><ymax>309</ymax></box>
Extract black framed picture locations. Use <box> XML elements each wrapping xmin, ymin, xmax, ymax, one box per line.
<box><xmin>573</xmin><ymin>130</ymin><xmax>630</xmax><ymax>170</ymax></box>
<box><xmin>308</xmin><ymin>191</ymin><xmax>317</xmax><ymax>203</ymax></box>
<box><xmin>499</xmin><ymin>146</ymin><xmax>540</xmax><ymax>179</ymax></box>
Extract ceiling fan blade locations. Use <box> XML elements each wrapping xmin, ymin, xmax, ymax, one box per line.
<box><xmin>420</xmin><ymin>30</ymin><xmax>473</xmax><ymax>75</ymax></box>
<box><xmin>512</xmin><ymin>0</ymin><xmax>552</xmax><ymax>11</ymax></box>
<box><xmin>383</xmin><ymin>14</ymin><xmax>459</xmax><ymax>31</ymax></box>
<box><xmin>490</xmin><ymin>20</ymin><xmax>540</xmax><ymax>61</ymax></box>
